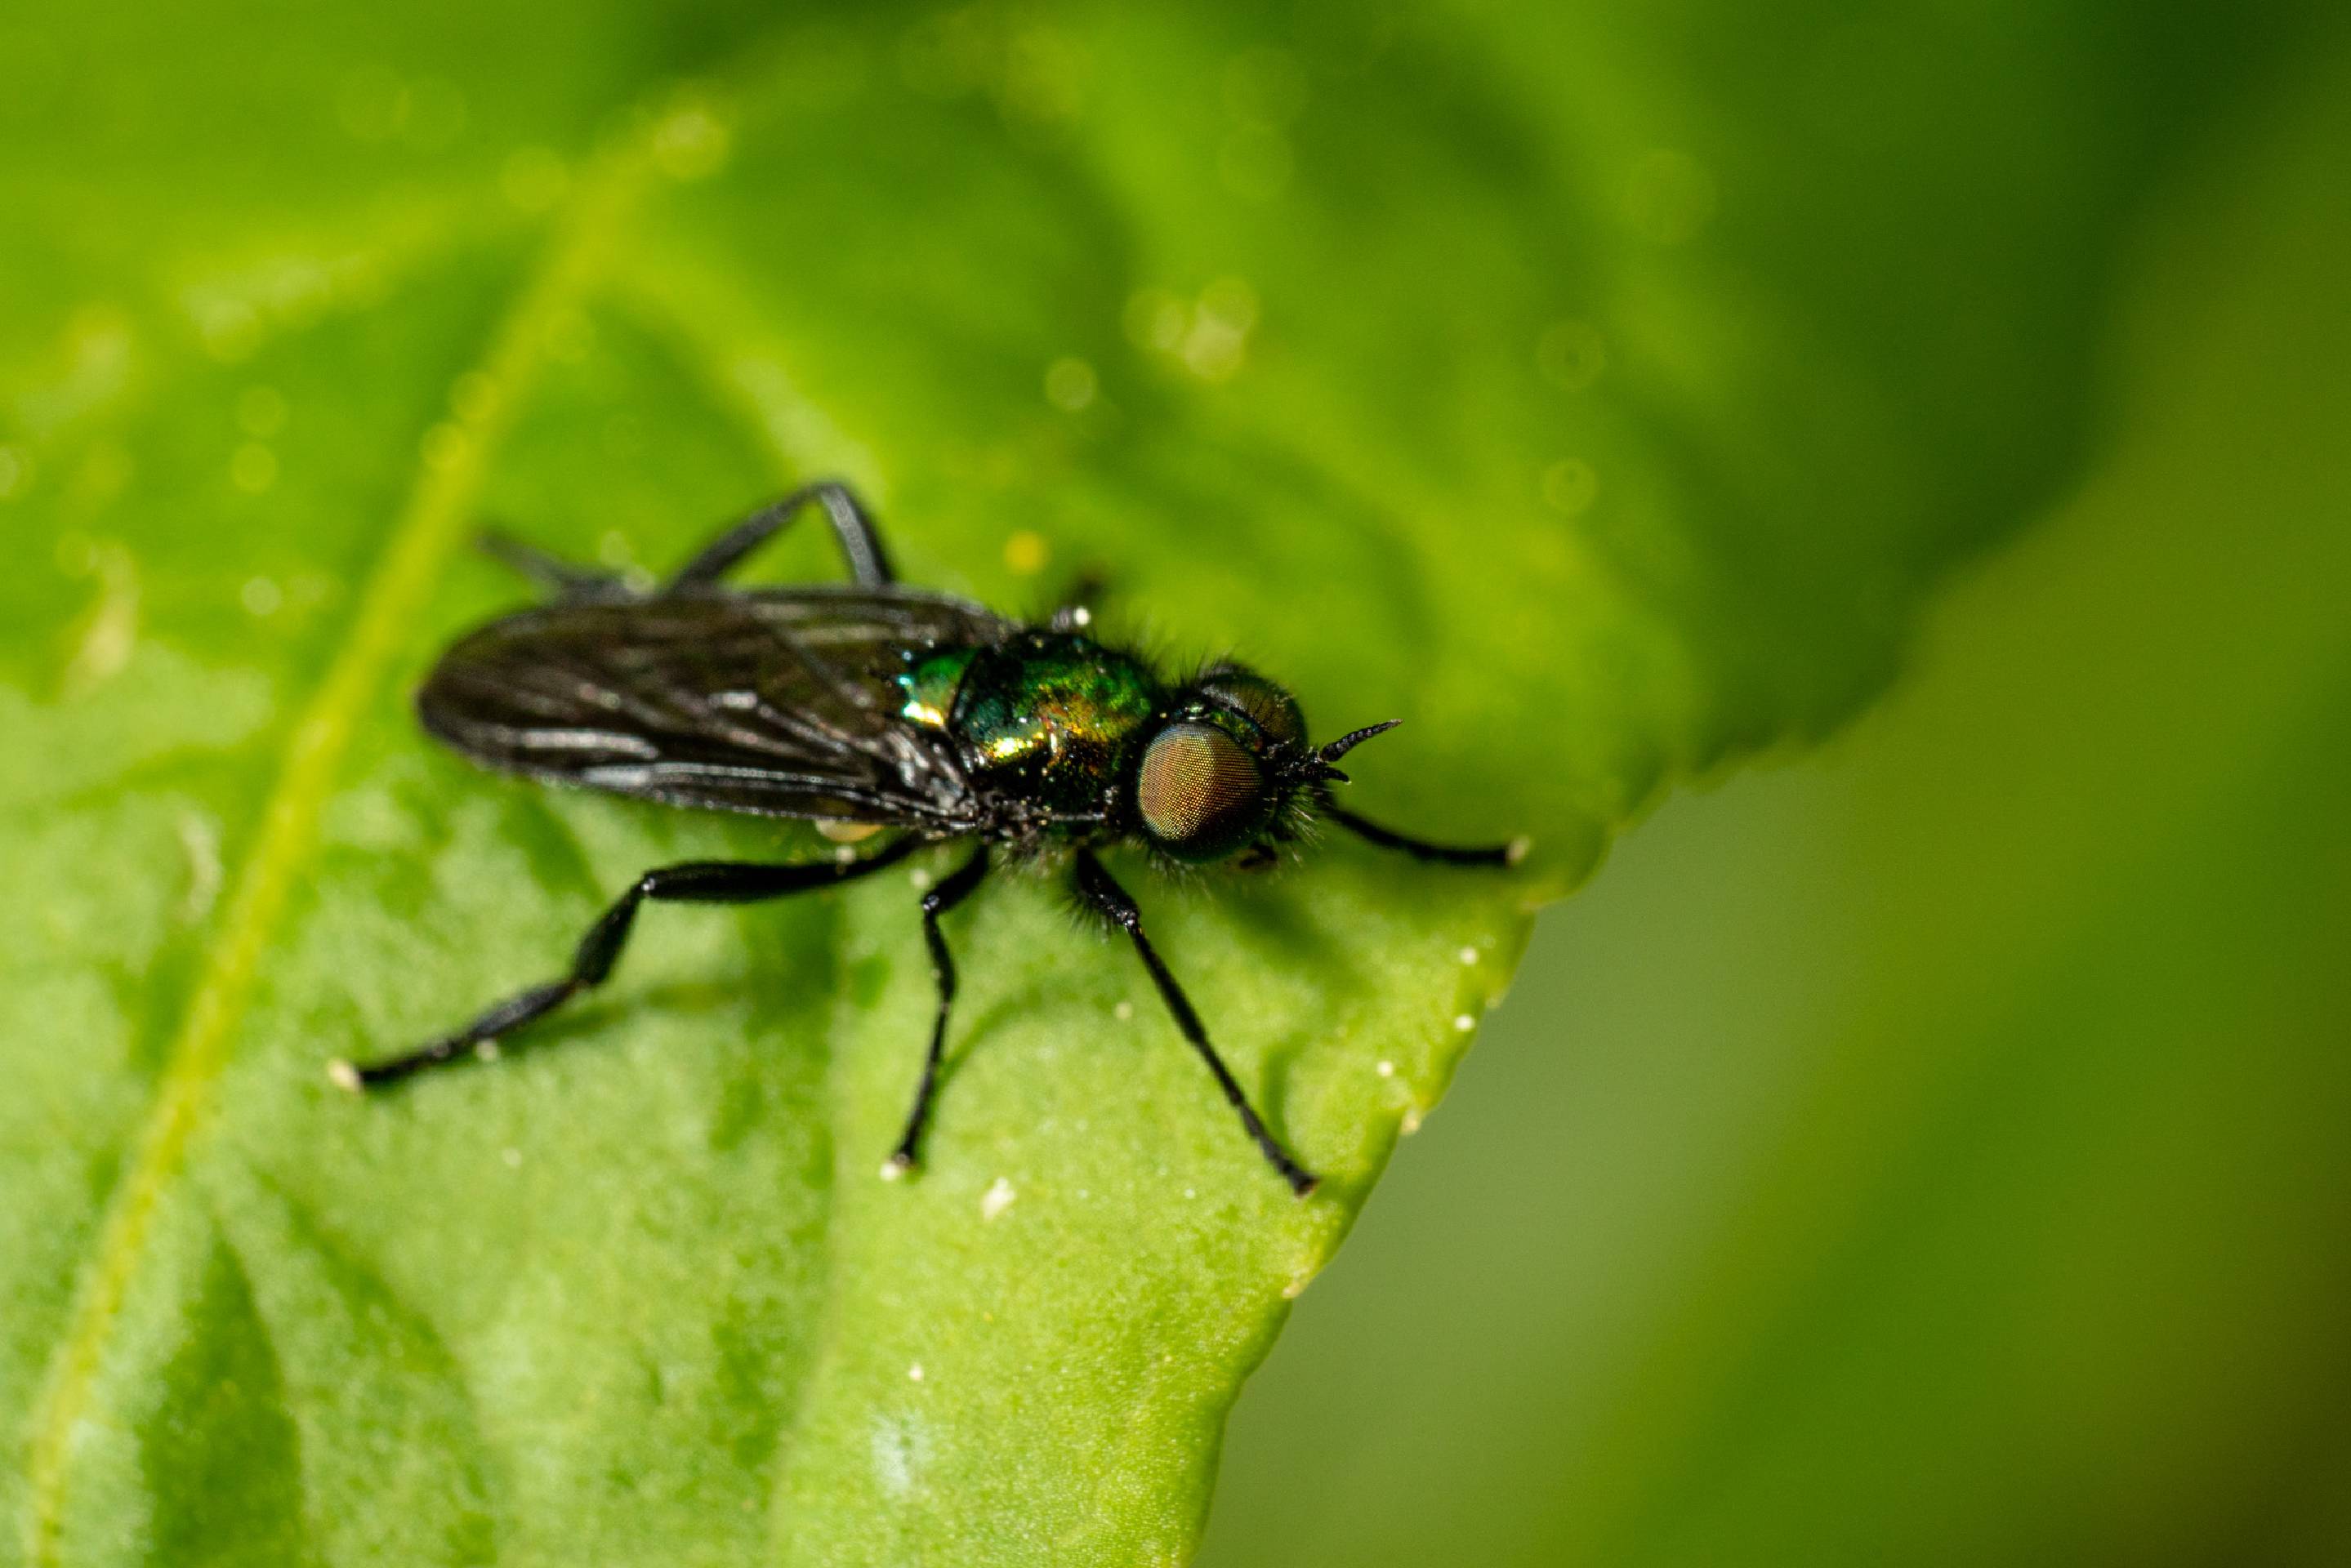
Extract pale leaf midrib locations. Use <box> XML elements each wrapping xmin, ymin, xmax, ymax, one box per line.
<box><xmin>21</xmin><ymin>131</ymin><xmax>658</xmax><ymax>1566</ymax></box>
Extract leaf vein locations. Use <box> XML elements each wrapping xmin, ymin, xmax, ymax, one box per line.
<box><xmin>21</xmin><ymin>128</ymin><xmax>663</xmax><ymax>1566</ymax></box>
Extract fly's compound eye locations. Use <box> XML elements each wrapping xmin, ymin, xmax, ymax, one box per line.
<box><xmin>1198</xmin><ymin>669</ymin><xmax>1307</xmax><ymax>750</ymax></box>
<box><xmin>1137</xmin><ymin>722</ymin><xmax>1274</xmax><ymax>861</ymax></box>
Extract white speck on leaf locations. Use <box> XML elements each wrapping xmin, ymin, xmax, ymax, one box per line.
<box><xmin>870</xmin><ymin>1412</ymin><xmax>930</xmax><ymax>1498</ymax></box>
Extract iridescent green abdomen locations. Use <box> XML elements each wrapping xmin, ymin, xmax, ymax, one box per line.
<box><xmin>899</xmin><ymin>632</ymin><xmax>1161</xmax><ymax>832</ymax></box>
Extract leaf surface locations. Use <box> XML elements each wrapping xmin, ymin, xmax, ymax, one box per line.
<box><xmin>0</xmin><ymin>1</ymin><xmax>2290</xmax><ymax>1562</ymax></box>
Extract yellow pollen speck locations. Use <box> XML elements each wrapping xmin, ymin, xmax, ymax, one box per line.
<box><xmin>1003</xmin><ymin>530</ymin><xmax>1052</xmax><ymax>574</ymax></box>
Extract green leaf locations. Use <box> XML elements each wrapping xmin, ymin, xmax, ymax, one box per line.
<box><xmin>0</xmin><ymin>2</ymin><xmax>2287</xmax><ymax>1563</ymax></box>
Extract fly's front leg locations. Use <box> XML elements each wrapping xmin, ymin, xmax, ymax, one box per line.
<box><xmin>1321</xmin><ymin>801</ymin><xmax>1528</xmax><ymax>868</ymax></box>
<box><xmin>667</xmin><ymin>481</ymin><xmax>896</xmax><ymax>591</ymax></box>
<box><xmin>332</xmin><ymin>837</ymin><xmax>920</xmax><ymax>1090</ymax></box>
<box><xmin>1073</xmin><ymin>851</ymin><xmax>1318</xmax><ymax>1196</ymax></box>
<box><xmin>883</xmin><ymin>845</ymin><xmax>992</xmax><ymax>1178</ymax></box>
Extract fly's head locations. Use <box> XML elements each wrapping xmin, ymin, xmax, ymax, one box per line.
<box><xmin>1130</xmin><ymin>662</ymin><xmax>1397</xmax><ymax>865</ymax></box>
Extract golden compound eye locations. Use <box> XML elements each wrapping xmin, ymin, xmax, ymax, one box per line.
<box><xmin>1137</xmin><ymin>723</ymin><xmax>1269</xmax><ymax>860</ymax></box>
<box><xmin>1199</xmin><ymin>670</ymin><xmax>1306</xmax><ymax>749</ymax></box>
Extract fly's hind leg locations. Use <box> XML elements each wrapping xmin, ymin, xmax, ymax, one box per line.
<box><xmin>477</xmin><ymin>531</ymin><xmax>639</xmax><ymax>604</ymax></box>
<box><xmin>332</xmin><ymin>838</ymin><xmax>921</xmax><ymax>1091</ymax></box>
<box><xmin>667</xmin><ymin>481</ymin><xmax>896</xmax><ymax>591</ymax></box>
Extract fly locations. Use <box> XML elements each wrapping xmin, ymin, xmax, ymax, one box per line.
<box><xmin>329</xmin><ymin>483</ymin><xmax>1524</xmax><ymax>1196</ymax></box>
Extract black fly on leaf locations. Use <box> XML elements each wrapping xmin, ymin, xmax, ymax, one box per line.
<box><xmin>330</xmin><ymin>483</ymin><xmax>1524</xmax><ymax>1196</ymax></box>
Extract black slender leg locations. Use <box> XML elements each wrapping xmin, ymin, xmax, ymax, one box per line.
<box><xmin>475</xmin><ymin>530</ymin><xmax>636</xmax><ymax>604</ymax></box>
<box><xmin>1073</xmin><ymin>851</ymin><xmax>1318</xmax><ymax>1197</ymax></box>
<box><xmin>332</xmin><ymin>837</ymin><xmax>921</xmax><ymax>1091</ymax></box>
<box><xmin>885</xmin><ymin>845</ymin><xmax>993</xmax><ymax>1176</ymax></box>
<box><xmin>1322</xmin><ymin>801</ymin><xmax>1527</xmax><ymax>868</ymax></box>
<box><xmin>667</xmin><ymin>480</ymin><xmax>895</xmax><ymax>591</ymax></box>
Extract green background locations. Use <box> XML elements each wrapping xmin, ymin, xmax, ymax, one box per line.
<box><xmin>1206</xmin><ymin>37</ymin><xmax>2351</xmax><ymax>1557</ymax></box>
<box><xmin>3</xmin><ymin>0</ymin><xmax>2345</xmax><ymax>1562</ymax></box>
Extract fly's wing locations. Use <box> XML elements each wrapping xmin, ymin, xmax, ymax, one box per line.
<box><xmin>416</xmin><ymin>586</ymin><xmax>1009</xmax><ymax>827</ymax></box>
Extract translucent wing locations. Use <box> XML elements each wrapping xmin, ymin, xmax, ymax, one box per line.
<box><xmin>416</xmin><ymin>586</ymin><xmax>1010</xmax><ymax>827</ymax></box>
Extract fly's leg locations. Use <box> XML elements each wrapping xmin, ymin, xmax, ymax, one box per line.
<box><xmin>1072</xmin><ymin>851</ymin><xmax>1318</xmax><ymax>1197</ymax></box>
<box><xmin>332</xmin><ymin>837</ymin><xmax>921</xmax><ymax>1091</ymax></box>
<box><xmin>1321</xmin><ymin>802</ymin><xmax>1528</xmax><ymax>868</ymax></box>
<box><xmin>477</xmin><ymin>531</ymin><xmax>638</xmax><ymax>604</ymax></box>
<box><xmin>884</xmin><ymin>845</ymin><xmax>993</xmax><ymax>1177</ymax></box>
<box><xmin>667</xmin><ymin>481</ymin><xmax>896</xmax><ymax>591</ymax></box>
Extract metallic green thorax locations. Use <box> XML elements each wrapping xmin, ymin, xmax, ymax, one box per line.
<box><xmin>896</xmin><ymin>646</ymin><xmax>978</xmax><ymax>731</ymax></box>
<box><xmin>899</xmin><ymin>632</ymin><xmax>1162</xmax><ymax>830</ymax></box>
